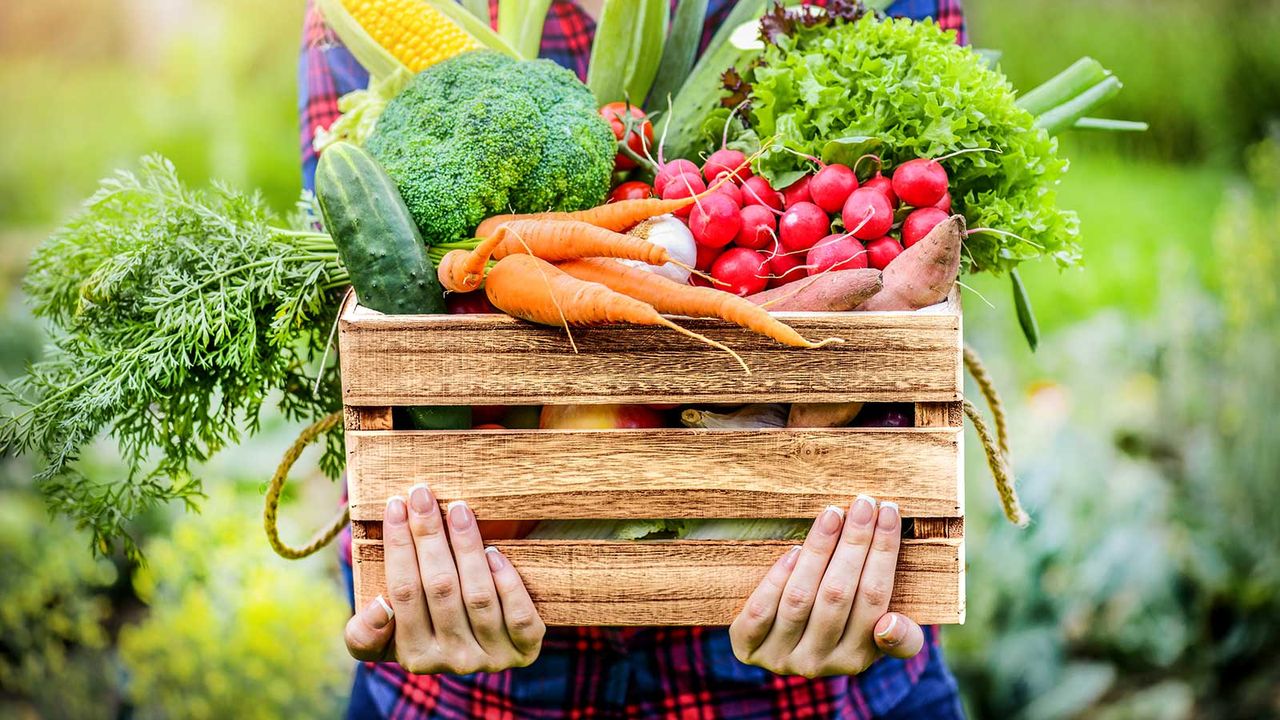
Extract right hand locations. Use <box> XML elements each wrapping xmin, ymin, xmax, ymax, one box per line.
<box><xmin>344</xmin><ymin>484</ymin><xmax>546</xmax><ymax>673</ymax></box>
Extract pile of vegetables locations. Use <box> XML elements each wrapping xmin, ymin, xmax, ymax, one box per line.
<box><xmin>0</xmin><ymin>1</ymin><xmax>1135</xmax><ymax>552</ymax></box>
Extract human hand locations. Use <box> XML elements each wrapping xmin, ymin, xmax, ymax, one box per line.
<box><xmin>344</xmin><ymin>484</ymin><xmax>546</xmax><ymax>673</ymax></box>
<box><xmin>729</xmin><ymin>496</ymin><xmax>925</xmax><ymax>678</ymax></box>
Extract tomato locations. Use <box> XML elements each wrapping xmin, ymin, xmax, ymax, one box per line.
<box><xmin>600</xmin><ymin>102</ymin><xmax>654</xmax><ymax>171</ymax></box>
<box><xmin>609</xmin><ymin>180</ymin><xmax>654</xmax><ymax>202</ymax></box>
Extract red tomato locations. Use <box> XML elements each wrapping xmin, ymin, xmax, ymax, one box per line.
<box><xmin>609</xmin><ymin>180</ymin><xmax>653</xmax><ymax>202</ymax></box>
<box><xmin>476</xmin><ymin>520</ymin><xmax>539</xmax><ymax>540</ymax></box>
<box><xmin>600</xmin><ymin>102</ymin><xmax>654</xmax><ymax>171</ymax></box>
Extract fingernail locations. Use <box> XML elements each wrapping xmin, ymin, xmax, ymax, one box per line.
<box><xmin>851</xmin><ymin>494</ymin><xmax>876</xmax><ymax>526</ymax></box>
<box><xmin>386</xmin><ymin>496</ymin><xmax>407</xmax><ymax>524</ymax></box>
<box><xmin>878</xmin><ymin>501</ymin><xmax>900</xmax><ymax>530</ymax></box>
<box><xmin>367</xmin><ymin>595</ymin><xmax>394</xmax><ymax>629</ymax></box>
<box><xmin>817</xmin><ymin>505</ymin><xmax>844</xmax><ymax>534</ymax></box>
<box><xmin>876</xmin><ymin>613</ymin><xmax>900</xmax><ymax>644</ymax></box>
<box><xmin>447</xmin><ymin>500</ymin><xmax>473</xmax><ymax>531</ymax></box>
<box><xmin>485</xmin><ymin>546</ymin><xmax>506</xmax><ymax>571</ymax></box>
<box><xmin>408</xmin><ymin>483</ymin><xmax>435</xmax><ymax>515</ymax></box>
<box><xmin>783</xmin><ymin>545</ymin><xmax>802</xmax><ymax>567</ymax></box>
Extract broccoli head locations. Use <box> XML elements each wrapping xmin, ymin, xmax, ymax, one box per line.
<box><xmin>365</xmin><ymin>50</ymin><xmax>615</xmax><ymax>245</ymax></box>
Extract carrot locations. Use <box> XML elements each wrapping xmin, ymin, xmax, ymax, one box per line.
<box><xmin>787</xmin><ymin>402</ymin><xmax>865</xmax><ymax>428</ymax></box>
<box><xmin>746</xmin><ymin>269</ymin><xmax>884</xmax><ymax>312</ymax></box>
<box><xmin>473</xmin><ymin>173</ymin><xmax>738</xmax><ymax>238</ymax></box>
<box><xmin>556</xmin><ymin>258</ymin><xmax>841</xmax><ymax>349</ymax></box>
<box><xmin>438</xmin><ymin>219</ymin><xmax>682</xmax><ymax>293</ymax></box>
<box><xmin>857</xmin><ymin>214</ymin><xmax>964</xmax><ymax>311</ymax></box>
<box><xmin>484</xmin><ymin>254</ymin><xmax>749</xmax><ymax>372</ymax></box>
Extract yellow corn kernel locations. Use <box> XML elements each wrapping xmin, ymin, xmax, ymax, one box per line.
<box><xmin>342</xmin><ymin>0</ymin><xmax>481</xmax><ymax>72</ymax></box>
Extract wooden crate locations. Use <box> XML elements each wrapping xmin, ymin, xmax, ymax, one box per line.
<box><xmin>338</xmin><ymin>290</ymin><xmax>965</xmax><ymax>626</ymax></box>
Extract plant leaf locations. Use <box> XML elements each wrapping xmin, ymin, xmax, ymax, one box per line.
<box><xmin>1011</xmin><ymin>268</ymin><xmax>1041</xmax><ymax>351</ymax></box>
<box><xmin>820</xmin><ymin>136</ymin><xmax>884</xmax><ymax>167</ymax></box>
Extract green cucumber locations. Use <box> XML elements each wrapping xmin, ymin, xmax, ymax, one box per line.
<box><xmin>316</xmin><ymin>141</ymin><xmax>470</xmax><ymax>429</ymax></box>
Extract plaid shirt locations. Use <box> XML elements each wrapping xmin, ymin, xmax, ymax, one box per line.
<box><xmin>305</xmin><ymin>3</ymin><xmax>966</xmax><ymax>718</ymax></box>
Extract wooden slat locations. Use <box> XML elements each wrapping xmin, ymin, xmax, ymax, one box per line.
<box><xmin>352</xmin><ymin>538</ymin><xmax>964</xmax><ymax>626</ymax></box>
<box><xmin>347</xmin><ymin>427</ymin><xmax>962</xmax><ymax>521</ymax></box>
<box><xmin>344</xmin><ymin>406</ymin><xmax>393</xmax><ymax>431</ymax></box>
<box><xmin>337</xmin><ymin>294</ymin><xmax>962</xmax><ymax>406</ymax></box>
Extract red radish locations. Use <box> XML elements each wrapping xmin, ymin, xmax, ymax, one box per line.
<box><xmin>934</xmin><ymin>190</ymin><xmax>952</xmax><ymax>212</ymax></box>
<box><xmin>688</xmin><ymin>193</ymin><xmax>741</xmax><ymax>248</ymax></box>
<box><xmin>660</xmin><ymin>172</ymin><xmax>707</xmax><ymax>217</ymax></box>
<box><xmin>808</xmin><ymin>164</ymin><xmax>859</xmax><ymax>213</ymax></box>
<box><xmin>695</xmin><ymin>242</ymin><xmax>724</xmax><ymax>271</ymax></box>
<box><xmin>690</xmin><ymin>273</ymin><xmax>714</xmax><ymax>288</ymax></box>
<box><xmin>865</xmin><ymin>236</ymin><xmax>903</xmax><ymax>270</ymax></box>
<box><xmin>713</xmin><ymin>180</ymin><xmax>743</xmax><ymax>208</ymax></box>
<box><xmin>608</xmin><ymin>180</ymin><xmax>653</xmax><ymax>203</ymax></box>
<box><xmin>471</xmin><ymin>405</ymin><xmax>508</xmax><ymax>424</ymax></box>
<box><xmin>901</xmin><ymin>207</ymin><xmax>950</xmax><ymax>248</ymax></box>
<box><xmin>742</xmin><ymin>176</ymin><xmax>784</xmax><ymax>211</ymax></box>
<box><xmin>765</xmin><ymin>239</ymin><xmax>806</xmax><ymax>288</ymax></box>
<box><xmin>782</xmin><ymin>176</ymin><xmax>813</xmax><ymax>207</ymax></box>
<box><xmin>653</xmin><ymin>159</ymin><xmax>700</xmax><ymax>195</ymax></box>
<box><xmin>472</xmin><ymin>423</ymin><xmax>506</xmax><ymax>429</ymax></box>
<box><xmin>445</xmin><ymin>290</ymin><xmax>498</xmax><ymax>313</ymax></box>
<box><xmin>891</xmin><ymin>158</ymin><xmax>949</xmax><ymax>207</ymax></box>
<box><xmin>737</xmin><ymin>204</ymin><xmax>777</xmax><ymax>250</ymax></box>
<box><xmin>862</xmin><ymin>174</ymin><xmax>898</xmax><ymax>208</ymax></box>
<box><xmin>778</xmin><ymin>201</ymin><xmax>830</xmax><ymax>252</ymax></box>
<box><xmin>711</xmin><ymin>247</ymin><xmax>769</xmax><ymax>296</ymax></box>
<box><xmin>703</xmin><ymin>148</ymin><xmax>750</xmax><ymax>183</ymax></box>
<box><xmin>842</xmin><ymin>187</ymin><xmax>894</xmax><ymax>239</ymax></box>
<box><xmin>806</xmin><ymin>234</ymin><xmax>867</xmax><ymax>275</ymax></box>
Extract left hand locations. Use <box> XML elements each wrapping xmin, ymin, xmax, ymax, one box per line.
<box><xmin>729</xmin><ymin>496</ymin><xmax>925</xmax><ymax>678</ymax></box>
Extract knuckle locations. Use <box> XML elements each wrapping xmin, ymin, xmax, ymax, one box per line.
<box><xmin>859</xmin><ymin>581</ymin><xmax>892</xmax><ymax>609</ymax></box>
<box><xmin>781</xmin><ymin>585</ymin><xmax>813</xmax><ymax>614</ymax></box>
<box><xmin>849</xmin><ymin>648</ymin><xmax>876</xmax><ymax>674</ymax></box>
<box><xmin>790</xmin><ymin>657</ymin><xmax>824</xmax><ymax>679</ymax></box>
<box><xmin>871</xmin><ymin>533</ymin><xmax>899</xmax><ymax>553</ymax></box>
<box><xmin>463</xmin><ymin>590</ymin><xmax>496</xmax><ymax>613</ymax></box>
<box><xmin>819</xmin><ymin>581</ymin><xmax>854</xmax><ymax>606</ymax></box>
<box><xmin>447</xmin><ymin>649</ymin><xmax>480</xmax><ymax>674</ymax></box>
<box><xmin>507</xmin><ymin>610</ymin><xmax>543</xmax><ymax>638</ymax></box>
<box><xmin>385</xmin><ymin>530</ymin><xmax>416</xmax><ymax>550</ymax></box>
<box><xmin>424</xmin><ymin>572</ymin><xmax>459</xmax><ymax>602</ymax></box>
<box><xmin>743</xmin><ymin>598</ymin><xmax>774</xmax><ymax>623</ymax></box>
<box><xmin>387</xmin><ymin>581</ymin><xmax>420</xmax><ymax>606</ymax></box>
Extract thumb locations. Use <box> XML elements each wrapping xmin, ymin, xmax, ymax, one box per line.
<box><xmin>345</xmin><ymin>595</ymin><xmax>396</xmax><ymax>662</ymax></box>
<box><xmin>873</xmin><ymin>612</ymin><xmax>925</xmax><ymax>659</ymax></box>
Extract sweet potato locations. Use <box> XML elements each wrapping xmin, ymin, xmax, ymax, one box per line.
<box><xmin>746</xmin><ymin>268</ymin><xmax>883</xmax><ymax>312</ymax></box>
<box><xmin>786</xmin><ymin>402</ymin><xmax>865</xmax><ymax>428</ymax></box>
<box><xmin>857</xmin><ymin>214</ymin><xmax>964</xmax><ymax>311</ymax></box>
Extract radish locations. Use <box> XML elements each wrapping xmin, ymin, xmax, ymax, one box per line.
<box><xmin>703</xmin><ymin>148</ymin><xmax>750</xmax><ymax>183</ymax></box>
<box><xmin>891</xmin><ymin>158</ymin><xmax>948</xmax><ymax>207</ymax></box>
<box><xmin>695</xmin><ymin>241</ymin><xmax>724</xmax><ymax>271</ymax></box>
<box><xmin>742</xmin><ymin>176</ymin><xmax>784</xmax><ymax>211</ymax></box>
<box><xmin>711</xmin><ymin>247</ymin><xmax>769</xmax><ymax>296</ymax></box>
<box><xmin>806</xmin><ymin>233</ymin><xmax>867</xmax><ymax>275</ymax></box>
<box><xmin>901</xmin><ymin>207</ymin><xmax>949</xmax><ymax>248</ymax></box>
<box><xmin>934</xmin><ymin>190</ymin><xmax>952</xmax><ymax>212</ymax></box>
<box><xmin>654</xmin><ymin>158</ymin><xmax>700</xmax><ymax>195</ymax></box>
<box><xmin>713</xmin><ymin>180</ymin><xmax>744</xmax><ymax>208</ymax></box>
<box><xmin>764</xmin><ymin>239</ymin><xmax>806</xmax><ymax>288</ymax></box>
<box><xmin>737</xmin><ymin>204</ymin><xmax>777</xmax><ymax>250</ymax></box>
<box><xmin>808</xmin><ymin>164</ymin><xmax>859</xmax><ymax>213</ymax></box>
<box><xmin>688</xmin><ymin>193</ymin><xmax>741</xmax><ymax>248</ymax></box>
<box><xmin>841</xmin><ymin>187</ymin><xmax>894</xmax><ymax>239</ymax></box>
<box><xmin>660</xmin><ymin>172</ymin><xmax>707</xmax><ymax>217</ymax></box>
<box><xmin>778</xmin><ymin>201</ymin><xmax>830</xmax><ymax>252</ymax></box>
<box><xmin>865</xmin><ymin>236</ymin><xmax>903</xmax><ymax>270</ymax></box>
<box><xmin>782</xmin><ymin>176</ymin><xmax>812</xmax><ymax>207</ymax></box>
<box><xmin>862</xmin><ymin>174</ymin><xmax>898</xmax><ymax>209</ymax></box>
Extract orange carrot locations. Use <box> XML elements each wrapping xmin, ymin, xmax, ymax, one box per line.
<box><xmin>556</xmin><ymin>258</ymin><xmax>842</xmax><ymax>349</ymax></box>
<box><xmin>439</xmin><ymin>219</ymin><xmax>681</xmax><ymax>293</ymax></box>
<box><xmin>484</xmin><ymin>254</ymin><xmax>749</xmax><ymax>371</ymax></box>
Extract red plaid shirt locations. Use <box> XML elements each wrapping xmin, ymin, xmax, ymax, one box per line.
<box><xmin>305</xmin><ymin>3</ymin><xmax>967</xmax><ymax>718</ymax></box>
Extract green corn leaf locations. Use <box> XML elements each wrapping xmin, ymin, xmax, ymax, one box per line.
<box><xmin>460</xmin><ymin>0</ymin><xmax>488</xmax><ymax>23</ymax></box>
<box><xmin>623</xmin><ymin>0</ymin><xmax>669</xmax><ymax>104</ymax></box>
<box><xmin>497</xmin><ymin>0</ymin><xmax>553</xmax><ymax>60</ymax></box>
<box><xmin>587</xmin><ymin>0</ymin><xmax>645</xmax><ymax>104</ymax></box>
<box><xmin>1035</xmin><ymin>75</ymin><xmax>1124</xmax><ymax>136</ymax></box>
<box><xmin>1016</xmin><ymin>57</ymin><xmax>1109</xmax><ymax>117</ymax></box>
<box><xmin>648</xmin><ymin>0</ymin><xmax>710</xmax><ymax>113</ymax></box>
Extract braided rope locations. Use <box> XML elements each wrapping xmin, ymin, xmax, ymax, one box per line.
<box><xmin>962</xmin><ymin>344</ymin><xmax>1030</xmax><ymax>527</ymax></box>
<box><xmin>263</xmin><ymin>410</ymin><xmax>349</xmax><ymax>559</ymax></box>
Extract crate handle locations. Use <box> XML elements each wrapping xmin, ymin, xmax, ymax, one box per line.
<box><xmin>963</xmin><ymin>344</ymin><xmax>1029</xmax><ymax>527</ymax></box>
<box><xmin>264</xmin><ymin>410</ymin><xmax>348</xmax><ymax>559</ymax></box>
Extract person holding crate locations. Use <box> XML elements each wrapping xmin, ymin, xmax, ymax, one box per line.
<box><xmin>300</xmin><ymin>1</ymin><xmax>968</xmax><ymax>717</ymax></box>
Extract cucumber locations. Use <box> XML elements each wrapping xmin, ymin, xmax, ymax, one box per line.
<box><xmin>316</xmin><ymin>141</ymin><xmax>470</xmax><ymax>430</ymax></box>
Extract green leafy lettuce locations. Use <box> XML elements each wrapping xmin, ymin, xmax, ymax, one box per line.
<box><xmin>726</xmin><ymin>14</ymin><xmax>1080</xmax><ymax>274</ymax></box>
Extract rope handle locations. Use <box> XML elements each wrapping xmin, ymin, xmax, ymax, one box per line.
<box><xmin>264</xmin><ymin>410</ymin><xmax>349</xmax><ymax>559</ymax></box>
<box><xmin>963</xmin><ymin>344</ymin><xmax>1030</xmax><ymax>527</ymax></box>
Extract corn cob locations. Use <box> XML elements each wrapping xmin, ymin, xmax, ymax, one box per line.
<box><xmin>318</xmin><ymin>0</ymin><xmax>520</xmax><ymax>79</ymax></box>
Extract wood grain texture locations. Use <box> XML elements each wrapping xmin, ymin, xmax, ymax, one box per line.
<box><xmin>344</xmin><ymin>406</ymin><xmax>393</xmax><ymax>431</ymax></box>
<box><xmin>346</xmin><ymin>427</ymin><xmax>962</xmax><ymax>521</ymax></box>
<box><xmin>352</xmin><ymin>538</ymin><xmax>964</xmax><ymax>626</ymax></box>
<box><xmin>337</xmin><ymin>292</ymin><xmax>962</xmax><ymax>406</ymax></box>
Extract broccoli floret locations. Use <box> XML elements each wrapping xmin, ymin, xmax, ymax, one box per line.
<box><xmin>365</xmin><ymin>51</ymin><xmax>615</xmax><ymax>246</ymax></box>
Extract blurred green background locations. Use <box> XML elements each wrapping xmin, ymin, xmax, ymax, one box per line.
<box><xmin>1</xmin><ymin>0</ymin><xmax>1278</xmax><ymax>717</ymax></box>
